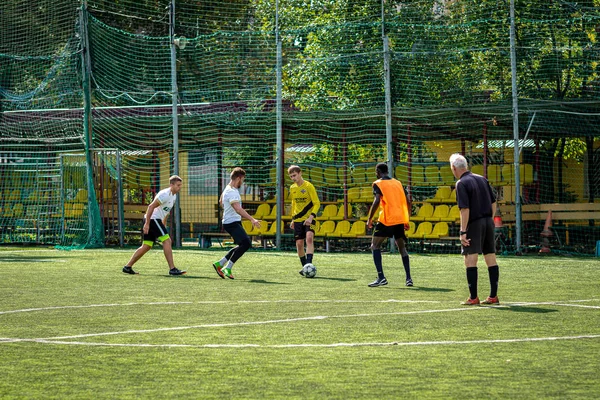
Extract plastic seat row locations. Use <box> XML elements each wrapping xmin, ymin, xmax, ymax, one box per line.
<box><xmin>405</xmin><ymin>221</ymin><xmax>450</xmax><ymax>239</ymax></box>
<box><xmin>253</xmin><ymin>203</ymin><xmax>354</xmax><ymax>221</ymax></box>
<box><xmin>395</xmin><ymin>163</ymin><xmax>534</xmax><ymax>187</ymax></box>
<box><xmin>412</xmin><ymin>203</ymin><xmax>460</xmax><ymax>223</ymax></box>
<box><xmin>243</xmin><ymin>219</ymin><xmax>367</xmax><ymax>238</ymax></box>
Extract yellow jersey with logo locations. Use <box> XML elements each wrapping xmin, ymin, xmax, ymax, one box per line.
<box><xmin>373</xmin><ymin>177</ymin><xmax>409</xmax><ymax>225</ymax></box>
<box><xmin>290</xmin><ymin>180</ymin><xmax>321</xmax><ymax>222</ymax></box>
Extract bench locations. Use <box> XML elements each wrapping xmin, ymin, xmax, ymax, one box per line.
<box><xmin>500</xmin><ymin>203</ymin><xmax>600</xmax><ymax>247</ymax></box>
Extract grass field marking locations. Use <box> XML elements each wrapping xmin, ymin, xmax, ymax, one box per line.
<box><xmin>36</xmin><ymin>307</ymin><xmax>487</xmax><ymax>341</ymax></box>
<box><xmin>3</xmin><ymin>334</ymin><xmax>600</xmax><ymax>349</ymax></box>
<box><xmin>0</xmin><ymin>302</ymin><xmax>194</xmax><ymax>315</ymax></box>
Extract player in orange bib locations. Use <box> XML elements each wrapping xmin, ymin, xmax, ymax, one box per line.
<box><xmin>365</xmin><ymin>163</ymin><xmax>413</xmax><ymax>287</ymax></box>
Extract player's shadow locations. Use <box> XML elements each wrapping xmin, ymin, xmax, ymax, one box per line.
<box><xmin>313</xmin><ymin>277</ymin><xmax>356</xmax><ymax>282</ymax></box>
<box><xmin>248</xmin><ymin>279</ymin><xmax>290</xmax><ymax>285</ymax></box>
<box><xmin>494</xmin><ymin>305</ymin><xmax>558</xmax><ymax>314</ymax></box>
<box><xmin>158</xmin><ymin>274</ymin><xmax>212</xmax><ymax>280</ymax></box>
<box><xmin>407</xmin><ymin>286</ymin><xmax>454</xmax><ymax>292</ymax></box>
<box><xmin>0</xmin><ymin>255</ymin><xmax>66</xmax><ymax>262</ymax></box>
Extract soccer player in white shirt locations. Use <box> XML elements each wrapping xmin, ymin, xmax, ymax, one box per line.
<box><xmin>212</xmin><ymin>167</ymin><xmax>261</xmax><ymax>279</ymax></box>
<box><xmin>123</xmin><ymin>175</ymin><xmax>186</xmax><ymax>275</ymax></box>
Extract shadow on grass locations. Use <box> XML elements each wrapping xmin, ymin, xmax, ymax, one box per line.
<box><xmin>494</xmin><ymin>306</ymin><xmax>558</xmax><ymax>314</ymax></box>
<box><xmin>312</xmin><ymin>277</ymin><xmax>356</xmax><ymax>282</ymax></box>
<box><xmin>248</xmin><ymin>279</ymin><xmax>291</xmax><ymax>285</ymax></box>
<box><xmin>157</xmin><ymin>274</ymin><xmax>213</xmax><ymax>280</ymax></box>
<box><xmin>0</xmin><ymin>255</ymin><xmax>66</xmax><ymax>263</ymax></box>
<box><xmin>408</xmin><ymin>286</ymin><xmax>454</xmax><ymax>292</ymax></box>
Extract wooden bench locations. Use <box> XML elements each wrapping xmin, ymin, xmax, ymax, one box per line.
<box><xmin>501</xmin><ymin>203</ymin><xmax>600</xmax><ymax>223</ymax></box>
<box><xmin>500</xmin><ymin>203</ymin><xmax>600</xmax><ymax>246</ymax></box>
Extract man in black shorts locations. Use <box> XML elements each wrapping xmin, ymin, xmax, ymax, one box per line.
<box><xmin>366</xmin><ymin>163</ymin><xmax>412</xmax><ymax>287</ymax></box>
<box><xmin>450</xmin><ymin>154</ymin><xmax>500</xmax><ymax>305</ymax></box>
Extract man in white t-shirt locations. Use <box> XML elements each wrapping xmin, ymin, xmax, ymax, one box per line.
<box><xmin>123</xmin><ymin>175</ymin><xmax>186</xmax><ymax>275</ymax></box>
<box><xmin>212</xmin><ymin>167</ymin><xmax>261</xmax><ymax>279</ymax></box>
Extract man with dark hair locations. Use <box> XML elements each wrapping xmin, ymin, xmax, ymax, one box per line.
<box><xmin>123</xmin><ymin>175</ymin><xmax>186</xmax><ymax>275</ymax></box>
<box><xmin>450</xmin><ymin>153</ymin><xmax>500</xmax><ymax>305</ymax></box>
<box><xmin>213</xmin><ymin>167</ymin><xmax>261</xmax><ymax>279</ymax></box>
<box><xmin>288</xmin><ymin>165</ymin><xmax>321</xmax><ymax>275</ymax></box>
<box><xmin>366</xmin><ymin>162</ymin><xmax>413</xmax><ymax>287</ymax></box>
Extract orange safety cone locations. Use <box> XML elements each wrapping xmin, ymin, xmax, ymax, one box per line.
<box><xmin>494</xmin><ymin>207</ymin><xmax>503</xmax><ymax>228</ymax></box>
<box><xmin>539</xmin><ymin>210</ymin><xmax>553</xmax><ymax>253</ymax></box>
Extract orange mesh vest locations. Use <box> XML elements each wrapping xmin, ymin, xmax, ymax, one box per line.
<box><xmin>374</xmin><ymin>178</ymin><xmax>409</xmax><ymax>225</ymax></box>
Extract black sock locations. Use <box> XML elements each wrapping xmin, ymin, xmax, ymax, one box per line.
<box><xmin>488</xmin><ymin>265</ymin><xmax>499</xmax><ymax>298</ymax></box>
<box><xmin>373</xmin><ymin>249</ymin><xmax>384</xmax><ymax>279</ymax></box>
<box><xmin>402</xmin><ymin>255</ymin><xmax>411</xmax><ymax>280</ymax></box>
<box><xmin>466</xmin><ymin>267</ymin><xmax>478</xmax><ymax>299</ymax></box>
<box><xmin>306</xmin><ymin>253</ymin><xmax>313</xmax><ymax>264</ymax></box>
<box><xmin>300</xmin><ymin>256</ymin><xmax>307</xmax><ymax>267</ymax></box>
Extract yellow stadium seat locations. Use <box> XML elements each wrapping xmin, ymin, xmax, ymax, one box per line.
<box><xmin>352</xmin><ymin>166</ymin><xmax>369</xmax><ymax>186</ymax></box>
<box><xmin>248</xmin><ymin>220</ymin><xmax>269</xmax><ymax>236</ymax></box>
<box><xmin>315</xmin><ymin>220</ymin><xmax>335</xmax><ymax>237</ymax></box>
<box><xmin>441</xmin><ymin>188</ymin><xmax>457</xmax><ymax>204</ymax></box>
<box><xmin>317</xmin><ymin>204</ymin><xmax>338</xmax><ymax>220</ymax></box>
<box><xmin>359</xmin><ymin>187</ymin><xmax>373</xmax><ymax>201</ymax></box>
<box><xmin>411</xmin><ymin>165</ymin><xmax>426</xmax><ymax>186</ymax></box>
<box><xmin>322</xmin><ymin>166</ymin><xmax>339</xmax><ymax>187</ymax></box>
<box><xmin>471</xmin><ymin>164</ymin><xmax>485</xmax><ymax>177</ymax></box>
<box><xmin>407</xmin><ymin>222</ymin><xmax>433</xmax><ymax>239</ymax></box>
<box><xmin>309</xmin><ymin>166</ymin><xmax>325</xmax><ymax>187</ymax></box>
<box><xmin>440</xmin><ymin>205</ymin><xmax>460</xmax><ymax>223</ymax></box>
<box><xmin>347</xmin><ymin>187</ymin><xmax>361</xmax><ymax>202</ymax></box>
<box><xmin>395</xmin><ymin>165</ymin><xmax>408</xmax><ymax>183</ymax></box>
<box><xmin>340</xmin><ymin>221</ymin><xmax>366</xmax><ymax>237</ymax></box>
<box><xmin>411</xmin><ymin>202</ymin><xmax>434</xmax><ymax>222</ymax></box>
<box><xmin>71</xmin><ymin>203</ymin><xmax>85</xmax><ymax>218</ymax></box>
<box><xmin>488</xmin><ymin>165</ymin><xmax>507</xmax><ymax>186</ymax></box>
<box><xmin>439</xmin><ymin>165</ymin><xmax>455</xmax><ymax>185</ymax></box>
<box><xmin>502</xmin><ymin>164</ymin><xmax>514</xmax><ymax>185</ymax></box>
<box><xmin>521</xmin><ymin>163</ymin><xmax>534</xmax><ymax>184</ymax></box>
<box><xmin>330</xmin><ymin>203</ymin><xmax>352</xmax><ymax>221</ymax></box>
<box><xmin>74</xmin><ymin>189</ymin><xmax>88</xmax><ymax>203</ymax></box>
<box><xmin>264</xmin><ymin>220</ymin><xmax>284</xmax><ymax>236</ymax></box>
<box><xmin>405</xmin><ymin>221</ymin><xmax>416</xmax><ymax>237</ymax></box>
<box><xmin>425</xmin><ymin>186</ymin><xmax>452</xmax><ymax>203</ymax></box>
<box><xmin>424</xmin><ymin>165</ymin><xmax>441</xmax><ymax>186</ymax></box>
<box><xmin>424</xmin><ymin>222</ymin><xmax>450</xmax><ymax>239</ymax></box>
<box><xmin>327</xmin><ymin>220</ymin><xmax>352</xmax><ymax>237</ymax></box>
<box><xmin>242</xmin><ymin>220</ymin><xmax>253</xmax><ymax>234</ymax></box>
<box><xmin>252</xmin><ymin>203</ymin><xmax>271</xmax><ymax>219</ymax></box>
<box><xmin>425</xmin><ymin>204</ymin><xmax>450</xmax><ymax>222</ymax></box>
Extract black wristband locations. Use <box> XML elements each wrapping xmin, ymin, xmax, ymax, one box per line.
<box><xmin>460</xmin><ymin>231</ymin><xmax>467</xmax><ymax>235</ymax></box>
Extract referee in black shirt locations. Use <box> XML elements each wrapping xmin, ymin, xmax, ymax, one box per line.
<box><xmin>450</xmin><ymin>154</ymin><xmax>500</xmax><ymax>305</ymax></box>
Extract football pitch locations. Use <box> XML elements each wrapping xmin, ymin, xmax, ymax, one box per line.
<box><xmin>1</xmin><ymin>247</ymin><xmax>599</xmax><ymax>399</ymax></box>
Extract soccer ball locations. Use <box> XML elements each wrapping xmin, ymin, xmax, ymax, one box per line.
<box><xmin>302</xmin><ymin>263</ymin><xmax>317</xmax><ymax>278</ymax></box>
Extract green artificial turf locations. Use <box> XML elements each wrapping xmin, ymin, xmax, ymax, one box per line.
<box><xmin>0</xmin><ymin>247</ymin><xmax>599</xmax><ymax>399</ymax></box>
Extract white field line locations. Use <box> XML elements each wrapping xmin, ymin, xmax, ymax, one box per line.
<box><xmin>36</xmin><ymin>307</ymin><xmax>490</xmax><ymax>340</ymax></box>
<box><xmin>0</xmin><ymin>302</ymin><xmax>194</xmax><ymax>315</ymax></box>
<box><xmin>1</xmin><ymin>298</ymin><xmax>598</xmax><ymax>316</ymax></box>
<box><xmin>2</xmin><ymin>334</ymin><xmax>600</xmax><ymax>349</ymax></box>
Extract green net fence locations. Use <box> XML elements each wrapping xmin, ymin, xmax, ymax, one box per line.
<box><xmin>1</xmin><ymin>0</ymin><xmax>600</xmax><ymax>254</ymax></box>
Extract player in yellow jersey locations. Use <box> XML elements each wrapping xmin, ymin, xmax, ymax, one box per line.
<box><xmin>366</xmin><ymin>163</ymin><xmax>413</xmax><ymax>287</ymax></box>
<box><xmin>288</xmin><ymin>165</ymin><xmax>321</xmax><ymax>275</ymax></box>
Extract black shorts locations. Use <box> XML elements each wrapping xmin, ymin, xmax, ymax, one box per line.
<box><xmin>223</xmin><ymin>221</ymin><xmax>250</xmax><ymax>245</ymax></box>
<box><xmin>462</xmin><ymin>217</ymin><xmax>496</xmax><ymax>255</ymax></box>
<box><xmin>293</xmin><ymin>220</ymin><xmax>316</xmax><ymax>240</ymax></box>
<box><xmin>372</xmin><ymin>222</ymin><xmax>407</xmax><ymax>241</ymax></box>
<box><xmin>142</xmin><ymin>218</ymin><xmax>170</xmax><ymax>246</ymax></box>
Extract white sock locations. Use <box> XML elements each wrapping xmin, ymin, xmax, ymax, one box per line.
<box><xmin>219</xmin><ymin>257</ymin><xmax>228</xmax><ymax>266</ymax></box>
<box><xmin>226</xmin><ymin>260</ymin><xmax>234</xmax><ymax>270</ymax></box>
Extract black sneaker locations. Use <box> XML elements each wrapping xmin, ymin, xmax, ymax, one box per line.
<box><xmin>299</xmin><ymin>268</ymin><xmax>305</xmax><ymax>276</ymax></box>
<box><xmin>405</xmin><ymin>278</ymin><xmax>413</xmax><ymax>287</ymax></box>
<box><xmin>169</xmin><ymin>267</ymin><xmax>187</xmax><ymax>276</ymax></box>
<box><xmin>122</xmin><ymin>266</ymin><xmax>138</xmax><ymax>275</ymax></box>
<box><xmin>368</xmin><ymin>277</ymin><xmax>388</xmax><ymax>287</ymax></box>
